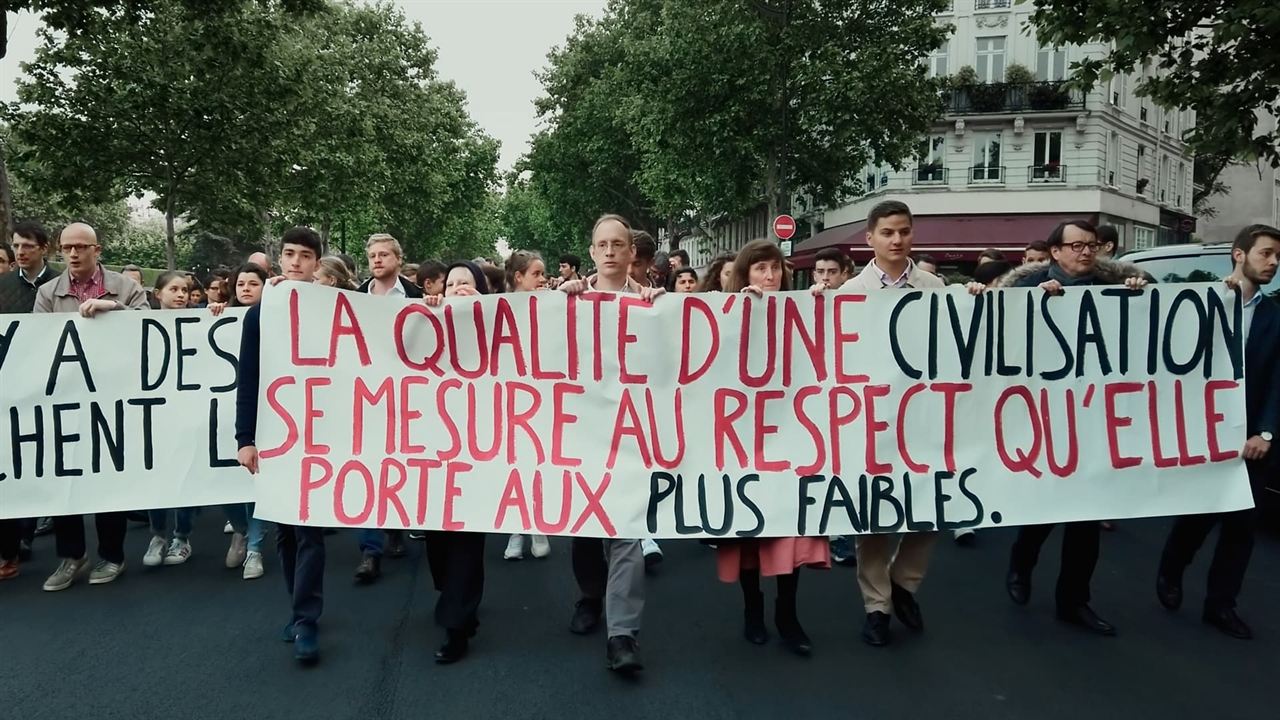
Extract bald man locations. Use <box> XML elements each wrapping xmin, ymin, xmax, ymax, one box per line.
<box><xmin>248</xmin><ymin>252</ymin><xmax>271</xmax><ymax>273</ymax></box>
<box><xmin>35</xmin><ymin>223</ymin><xmax>149</xmax><ymax>592</ymax></box>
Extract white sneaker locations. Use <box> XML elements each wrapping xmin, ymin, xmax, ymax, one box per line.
<box><xmin>163</xmin><ymin>538</ymin><xmax>192</xmax><ymax>566</ymax></box>
<box><xmin>503</xmin><ymin>534</ymin><xmax>524</xmax><ymax>560</ymax></box>
<box><xmin>242</xmin><ymin>551</ymin><xmax>264</xmax><ymax>580</ymax></box>
<box><xmin>143</xmin><ymin>536</ymin><xmax>168</xmax><ymax>567</ymax></box>
<box><xmin>530</xmin><ymin>534</ymin><xmax>551</xmax><ymax>558</ymax></box>
<box><xmin>223</xmin><ymin>521</ymin><xmax>233</xmax><ymax>534</ymax></box>
<box><xmin>225</xmin><ymin>533</ymin><xmax>247</xmax><ymax>569</ymax></box>
<box><xmin>43</xmin><ymin>556</ymin><xmax>88</xmax><ymax>592</ymax></box>
<box><xmin>88</xmin><ymin>560</ymin><xmax>125</xmax><ymax>585</ymax></box>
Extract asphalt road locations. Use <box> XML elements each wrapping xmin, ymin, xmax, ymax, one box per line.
<box><xmin>2</xmin><ymin>513</ymin><xmax>1276</xmax><ymax>720</ymax></box>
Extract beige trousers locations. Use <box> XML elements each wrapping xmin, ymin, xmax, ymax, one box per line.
<box><xmin>855</xmin><ymin>532</ymin><xmax>939</xmax><ymax>614</ymax></box>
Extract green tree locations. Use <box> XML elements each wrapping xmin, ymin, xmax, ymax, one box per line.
<box><xmin>498</xmin><ymin>173</ymin><xmax>582</xmax><ymax>263</ymax></box>
<box><xmin>11</xmin><ymin>0</ymin><xmax>319</xmax><ymax>268</ymax></box>
<box><xmin>1028</xmin><ymin>0</ymin><xmax>1280</xmax><ymax>210</ymax></box>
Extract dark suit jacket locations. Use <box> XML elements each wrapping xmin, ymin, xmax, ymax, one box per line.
<box><xmin>1244</xmin><ymin>297</ymin><xmax>1280</xmax><ymax>447</ymax></box>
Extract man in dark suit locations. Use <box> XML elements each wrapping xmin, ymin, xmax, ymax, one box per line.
<box><xmin>1157</xmin><ymin>224</ymin><xmax>1280</xmax><ymax>640</ymax></box>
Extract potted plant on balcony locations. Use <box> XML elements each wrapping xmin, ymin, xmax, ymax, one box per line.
<box><xmin>949</xmin><ymin>65</ymin><xmax>979</xmax><ymax>112</ymax></box>
<box><xmin>1004</xmin><ymin>63</ymin><xmax>1034</xmax><ymax>110</ymax></box>
<box><xmin>1029</xmin><ymin>80</ymin><xmax>1070</xmax><ymax>111</ymax></box>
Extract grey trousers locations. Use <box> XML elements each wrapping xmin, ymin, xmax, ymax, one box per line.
<box><xmin>572</xmin><ymin>537</ymin><xmax>645</xmax><ymax>638</ymax></box>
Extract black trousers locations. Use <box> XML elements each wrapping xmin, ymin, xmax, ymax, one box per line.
<box><xmin>424</xmin><ymin>532</ymin><xmax>486</xmax><ymax>633</ymax></box>
<box><xmin>1159</xmin><ymin>460</ymin><xmax>1266</xmax><ymax>612</ymax></box>
<box><xmin>53</xmin><ymin>513</ymin><xmax>127</xmax><ymax>564</ymax></box>
<box><xmin>0</xmin><ymin>518</ymin><xmax>19</xmax><ymax>561</ymax></box>
<box><xmin>1009</xmin><ymin>521</ymin><xmax>1100</xmax><ymax>609</ymax></box>
<box><xmin>571</xmin><ymin>537</ymin><xmax>608</xmax><ymax>601</ymax></box>
<box><xmin>277</xmin><ymin>524</ymin><xmax>326</xmax><ymax>635</ymax></box>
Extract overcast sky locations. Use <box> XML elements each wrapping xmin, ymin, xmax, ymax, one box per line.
<box><xmin>0</xmin><ymin>0</ymin><xmax>607</xmax><ymax>171</ymax></box>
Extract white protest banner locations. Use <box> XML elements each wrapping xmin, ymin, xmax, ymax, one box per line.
<box><xmin>0</xmin><ymin>308</ymin><xmax>252</xmax><ymax>518</ymax></box>
<box><xmin>248</xmin><ymin>281</ymin><xmax>1255</xmax><ymax>538</ymax></box>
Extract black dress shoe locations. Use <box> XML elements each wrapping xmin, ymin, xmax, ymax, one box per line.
<box><xmin>743</xmin><ymin>598</ymin><xmax>768</xmax><ymax>645</ymax></box>
<box><xmin>1156</xmin><ymin>573</ymin><xmax>1183</xmax><ymax>611</ymax></box>
<box><xmin>569</xmin><ymin>599</ymin><xmax>603</xmax><ymax>635</ymax></box>
<box><xmin>775</xmin><ymin>611</ymin><xmax>812</xmax><ymax>657</ymax></box>
<box><xmin>435</xmin><ymin>632</ymin><xmax>470</xmax><ymax>664</ymax></box>
<box><xmin>891</xmin><ymin>583</ymin><xmax>923</xmax><ymax>631</ymax></box>
<box><xmin>1056</xmin><ymin>605</ymin><xmax>1117</xmax><ymax>636</ymax></box>
<box><xmin>1006</xmin><ymin>570</ymin><xmax>1031</xmax><ymax>606</ymax></box>
<box><xmin>861</xmin><ymin>611</ymin><xmax>891</xmax><ymax>647</ymax></box>
<box><xmin>354</xmin><ymin>554</ymin><xmax>381</xmax><ymax>584</ymax></box>
<box><xmin>606</xmin><ymin>635</ymin><xmax>643</xmax><ymax>673</ymax></box>
<box><xmin>1202</xmin><ymin>607</ymin><xmax>1252</xmax><ymax>640</ymax></box>
<box><xmin>386</xmin><ymin>532</ymin><xmax>408</xmax><ymax>559</ymax></box>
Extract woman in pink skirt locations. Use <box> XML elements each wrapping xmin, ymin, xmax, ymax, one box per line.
<box><xmin>719</xmin><ymin>240</ymin><xmax>832</xmax><ymax>656</ymax></box>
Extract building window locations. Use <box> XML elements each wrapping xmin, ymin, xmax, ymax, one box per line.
<box><xmin>928</xmin><ymin>40</ymin><xmax>949</xmax><ymax>78</ymax></box>
<box><xmin>975</xmin><ymin>37</ymin><xmax>1006</xmax><ymax>83</ymax></box>
<box><xmin>1036</xmin><ymin>46</ymin><xmax>1067</xmax><ymax>82</ymax></box>
<box><xmin>971</xmin><ymin>132</ymin><xmax>1002</xmax><ymax>182</ymax></box>
<box><xmin>1106</xmin><ymin>132</ymin><xmax>1120</xmax><ymax>186</ymax></box>
<box><xmin>1109</xmin><ymin>73</ymin><xmax>1126</xmax><ymax>106</ymax></box>
<box><xmin>1031</xmin><ymin>130</ymin><xmax>1063</xmax><ymax>182</ymax></box>
<box><xmin>916</xmin><ymin>136</ymin><xmax>947</xmax><ymax>184</ymax></box>
<box><xmin>975</xmin><ymin>0</ymin><xmax>1011</xmax><ymax>8</ymax></box>
<box><xmin>1159</xmin><ymin>155</ymin><xmax>1170</xmax><ymax>202</ymax></box>
<box><xmin>1176</xmin><ymin>161</ymin><xmax>1185</xmax><ymax>207</ymax></box>
<box><xmin>1136</xmin><ymin>144</ymin><xmax>1148</xmax><ymax>194</ymax></box>
<box><xmin>1134</xmin><ymin>226</ymin><xmax>1155</xmax><ymax>250</ymax></box>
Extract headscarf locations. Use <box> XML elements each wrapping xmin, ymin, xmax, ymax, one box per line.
<box><xmin>445</xmin><ymin>261</ymin><xmax>491</xmax><ymax>295</ymax></box>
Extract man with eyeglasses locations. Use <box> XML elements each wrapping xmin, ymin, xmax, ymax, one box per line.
<box><xmin>993</xmin><ymin>219</ymin><xmax>1147</xmax><ymax>636</ymax></box>
<box><xmin>33</xmin><ymin>223</ymin><xmax>149</xmax><ymax>592</ymax></box>
<box><xmin>0</xmin><ymin>221</ymin><xmax>59</xmax><ymax>580</ymax></box>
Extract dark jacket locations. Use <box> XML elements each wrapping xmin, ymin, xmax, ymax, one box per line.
<box><xmin>235</xmin><ymin>304</ymin><xmax>261</xmax><ymax>450</ymax></box>
<box><xmin>1244</xmin><ymin>297</ymin><xmax>1280</xmax><ymax>447</ymax></box>
<box><xmin>0</xmin><ymin>265</ymin><xmax>56</xmax><ymax>314</ymax></box>
<box><xmin>356</xmin><ymin>276</ymin><xmax>424</xmax><ymax>298</ymax></box>
<box><xmin>993</xmin><ymin>258</ymin><xmax>1148</xmax><ymax>289</ymax></box>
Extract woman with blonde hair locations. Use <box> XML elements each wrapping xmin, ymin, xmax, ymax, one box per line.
<box><xmin>315</xmin><ymin>256</ymin><xmax>358</xmax><ymax>290</ymax></box>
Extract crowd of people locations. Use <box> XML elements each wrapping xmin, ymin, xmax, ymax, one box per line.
<box><xmin>0</xmin><ymin>199</ymin><xmax>1276</xmax><ymax>674</ymax></box>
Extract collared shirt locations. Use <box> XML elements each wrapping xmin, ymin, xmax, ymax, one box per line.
<box><xmin>18</xmin><ymin>264</ymin><xmax>50</xmax><ymax>288</ymax></box>
<box><xmin>374</xmin><ymin>279</ymin><xmax>407</xmax><ymax>298</ymax></box>
<box><xmin>68</xmin><ymin>265</ymin><xmax>106</xmax><ymax>304</ymax></box>
<box><xmin>1242</xmin><ymin>289</ymin><xmax>1263</xmax><ymax>342</ymax></box>
<box><xmin>585</xmin><ymin>274</ymin><xmax>643</xmax><ymax>294</ymax></box>
<box><xmin>871</xmin><ymin>259</ymin><xmax>915</xmax><ymax>289</ymax></box>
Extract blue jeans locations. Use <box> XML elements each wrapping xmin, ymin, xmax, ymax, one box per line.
<box><xmin>358</xmin><ymin>528</ymin><xmax>385</xmax><ymax>557</ymax></box>
<box><xmin>224</xmin><ymin>503</ymin><xmax>268</xmax><ymax>553</ymax></box>
<box><xmin>278</xmin><ymin>524</ymin><xmax>325</xmax><ymax>636</ymax></box>
<box><xmin>149</xmin><ymin>508</ymin><xmax>195</xmax><ymax>540</ymax></box>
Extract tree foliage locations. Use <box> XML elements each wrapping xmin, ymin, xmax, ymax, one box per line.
<box><xmin>1028</xmin><ymin>0</ymin><xmax>1280</xmax><ymax>209</ymax></box>
<box><xmin>523</xmin><ymin>0</ymin><xmax>951</xmax><ymax>244</ymax></box>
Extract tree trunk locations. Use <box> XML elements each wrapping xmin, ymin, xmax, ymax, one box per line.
<box><xmin>257</xmin><ymin>207</ymin><xmax>275</xmax><ymax>260</ymax></box>
<box><xmin>319</xmin><ymin>217</ymin><xmax>332</xmax><ymax>257</ymax></box>
<box><xmin>164</xmin><ymin>198</ymin><xmax>177</xmax><ymax>270</ymax></box>
<box><xmin>0</xmin><ymin>147</ymin><xmax>14</xmax><ymax>240</ymax></box>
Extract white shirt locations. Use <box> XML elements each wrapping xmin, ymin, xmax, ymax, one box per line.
<box><xmin>1242</xmin><ymin>288</ymin><xmax>1262</xmax><ymax>342</ymax></box>
<box><xmin>872</xmin><ymin>259</ymin><xmax>913</xmax><ymax>288</ymax></box>
<box><xmin>372</xmin><ymin>278</ymin><xmax>406</xmax><ymax>298</ymax></box>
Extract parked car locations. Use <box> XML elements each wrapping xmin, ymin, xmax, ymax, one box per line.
<box><xmin>1121</xmin><ymin>242</ymin><xmax>1279</xmax><ymax>521</ymax></box>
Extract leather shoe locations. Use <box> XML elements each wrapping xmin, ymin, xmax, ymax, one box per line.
<box><xmin>891</xmin><ymin>583</ymin><xmax>923</xmax><ymax>631</ymax></box>
<box><xmin>861</xmin><ymin>611</ymin><xmax>891</xmax><ymax>647</ymax></box>
<box><xmin>294</xmin><ymin>632</ymin><xmax>319</xmax><ymax>665</ymax></box>
<box><xmin>1202</xmin><ymin>607</ymin><xmax>1252</xmax><ymax>640</ymax></box>
<box><xmin>569</xmin><ymin>599</ymin><xmax>602</xmax><ymax>635</ymax></box>
<box><xmin>281</xmin><ymin>622</ymin><xmax>296</xmax><ymax>643</ymax></box>
<box><xmin>435</xmin><ymin>632</ymin><xmax>470</xmax><ymax>663</ymax></box>
<box><xmin>1006</xmin><ymin>570</ymin><xmax>1031</xmax><ymax>606</ymax></box>
<box><xmin>387</xmin><ymin>532</ymin><xmax>407</xmax><ymax>559</ymax></box>
<box><xmin>354</xmin><ymin>554</ymin><xmax>381</xmax><ymax>584</ymax></box>
<box><xmin>606</xmin><ymin>635</ymin><xmax>643</xmax><ymax>673</ymax></box>
<box><xmin>1156</xmin><ymin>573</ymin><xmax>1182</xmax><ymax>611</ymax></box>
<box><xmin>1056</xmin><ymin>605</ymin><xmax>1117</xmax><ymax>636</ymax></box>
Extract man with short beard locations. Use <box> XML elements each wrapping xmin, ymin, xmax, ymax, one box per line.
<box><xmin>1156</xmin><ymin>224</ymin><xmax>1280</xmax><ymax>640</ymax></box>
<box><xmin>358</xmin><ymin>233</ymin><xmax>423</xmax><ymax>299</ymax></box>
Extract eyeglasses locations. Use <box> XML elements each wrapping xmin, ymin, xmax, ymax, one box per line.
<box><xmin>59</xmin><ymin>243</ymin><xmax>98</xmax><ymax>254</ymax></box>
<box><xmin>1064</xmin><ymin>241</ymin><xmax>1102</xmax><ymax>254</ymax></box>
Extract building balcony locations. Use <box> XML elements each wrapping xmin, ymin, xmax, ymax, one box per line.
<box><xmin>969</xmin><ymin>165</ymin><xmax>1005</xmax><ymax>185</ymax></box>
<box><xmin>975</xmin><ymin>0</ymin><xmax>1012</xmax><ymax>8</ymax></box>
<box><xmin>913</xmin><ymin>166</ymin><xmax>949</xmax><ymax>186</ymax></box>
<box><xmin>1029</xmin><ymin>164</ymin><xmax>1067</xmax><ymax>184</ymax></box>
<box><xmin>945</xmin><ymin>81</ymin><xmax>1085</xmax><ymax>115</ymax></box>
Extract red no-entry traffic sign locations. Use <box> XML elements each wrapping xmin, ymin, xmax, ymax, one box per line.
<box><xmin>772</xmin><ymin>214</ymin><xmax>796</xmax><ymax>241</ymax></box>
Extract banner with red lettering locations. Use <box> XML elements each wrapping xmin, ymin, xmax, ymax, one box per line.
<box><xmin>246</xmin><ymin>281</ymin><xmax>1255</xmax><ymax>538</ymax></box>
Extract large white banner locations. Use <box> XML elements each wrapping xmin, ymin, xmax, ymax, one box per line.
<box><xmin>243</xmin><ymin>281</ymin><xmax>1252</xmax><ymax>538</ymax></box>
<box><xmin>0</xmin><ymin>282</ymin><xmax>1255</xmax><ymax>536</ymax></box>
<box><xmin>0</xmin><ymin>308</ymin><xmax>253</xmax><ymax>516</ymax></box>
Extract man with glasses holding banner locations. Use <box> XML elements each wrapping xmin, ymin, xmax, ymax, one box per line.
<box><xmin>32</xmin><ymin>223</ymin><xmax>150</xmax><ymax>592</ymax></box>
